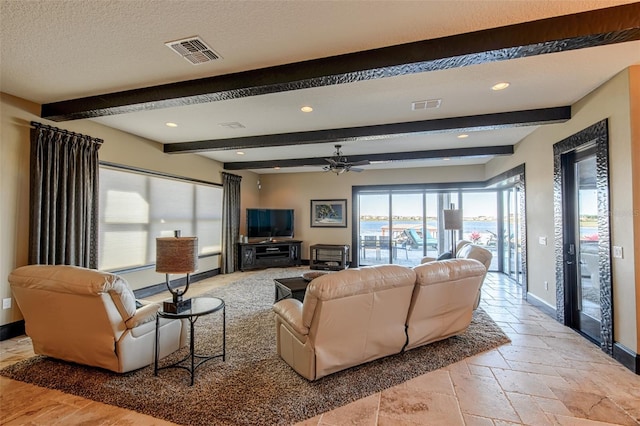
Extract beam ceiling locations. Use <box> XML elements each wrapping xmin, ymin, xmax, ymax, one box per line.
<box><xmin>37</xmin><ymin>3</ymin><xmax>640</xmax><ymax>172</ymax></box>
<box><xmin>40</xmin><ymin>4</ymin><xmax>640</xmax><ymax>122</ymax></box>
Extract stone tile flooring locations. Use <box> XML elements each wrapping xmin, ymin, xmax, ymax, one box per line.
<box><xmin>1</xmin><ymin>272</ymin><xmax>639</xmax><ymax>425</ymax></box>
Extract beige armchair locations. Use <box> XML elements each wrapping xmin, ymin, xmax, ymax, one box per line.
<box><xmin>421</xmin><ymin>240</ymin><xmax>492</xmax><ymax>309</ymax></box>
<box><xmin>273</xmin><ymin>264</ymin><xmax>417</xmax><ymax>380</ymax></box>
<box><xmin>8</xmin><ymin>265</ymin><xmax>187</xmax><ymax>373</ymax></box>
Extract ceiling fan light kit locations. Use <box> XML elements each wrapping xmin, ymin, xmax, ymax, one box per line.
<box><xmin>323</xmin><ymin>145</ymin><xmax>370</xmax><ymax>175</ymax></box>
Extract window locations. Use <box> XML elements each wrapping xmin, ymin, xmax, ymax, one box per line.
<box><xmin>99</xmin><ymin>165</ymin><xmax>222</xmax><ymax>272</ymax></box>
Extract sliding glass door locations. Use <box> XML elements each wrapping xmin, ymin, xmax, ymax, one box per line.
<box><xmin>355</xmin><ymin>186</ymin><xmax>521</xmax><ymax>275</ymax></box>
<box><xmin>357</xmin><ymin>192</ymin><xmax>443</xmax><ymax>266</ymax></box>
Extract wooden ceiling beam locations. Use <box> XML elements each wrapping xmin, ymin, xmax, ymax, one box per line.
<box><xmin>164</xmin><ymin>107</ymin><xmax>570</xmax><ymax>153</ymax></box>
<box><xmin>223</xmin><ymin>145</ymin><xmax>515</xmax><ymax>170</ymax></box>
<box><xmin>41</xmin><ymin>4</ymin><xmax>640</xmax><ymax>122</ymax></box>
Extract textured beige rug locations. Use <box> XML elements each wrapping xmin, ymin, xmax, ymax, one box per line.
<box><xmin>1</xmin><ymin>268</ymin><xmax>510</xmax><ymax>426</ymax></box>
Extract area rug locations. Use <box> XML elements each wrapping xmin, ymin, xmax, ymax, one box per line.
<box><xmin>1</xmin><ymin>267</ymin><xmax>510</xmax><ymax>426</ymax></box>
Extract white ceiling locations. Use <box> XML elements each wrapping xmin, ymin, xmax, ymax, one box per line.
<box><xmin>2</xmin><ymin>0</ymin><xmax>639</xmax><ymax>174</ymax></box>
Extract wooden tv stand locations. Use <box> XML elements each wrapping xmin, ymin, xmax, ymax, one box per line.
<box><xmin>237</xmin><ymin>240</ymin><xmax>302</xmax><ymax>271</ymax></box>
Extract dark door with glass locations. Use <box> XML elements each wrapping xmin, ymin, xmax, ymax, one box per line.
<box><xmin>561</xmin><ymin>145</ymin><xmax>600</xmax><ymax>344</ymax></box>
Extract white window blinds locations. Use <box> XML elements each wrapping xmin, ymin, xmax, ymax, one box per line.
<box><xmin>98</xmin><ymin>165</ymin><xmax>222</xmax><ymax>271</ymax></box>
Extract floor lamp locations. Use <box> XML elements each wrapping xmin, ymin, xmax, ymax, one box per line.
<box><xmin>156</xmin><ymin>230</ymin><xmax>198</xmax><ymax>313</ymax></box>
<box><xmin>443</xmin><ymin>204</ymin><xmax>462</xmax><ymax>258</ymax></box>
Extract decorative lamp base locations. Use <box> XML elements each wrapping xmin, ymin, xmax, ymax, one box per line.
<box><xmin>163</xmin><ymin>298</ymin><xmax>192</xmax><ymax>314</ymax></box>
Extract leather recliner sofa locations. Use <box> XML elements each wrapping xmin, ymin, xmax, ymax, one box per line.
<box><xmin>273</xmin><ymin>258</ymin><xmax>486</xmax><ymax>380</ymax></box>
<box><xmin>8</xmin><ymin>264</ymin><xmax>188</xmax><ymax>373</ymax></box>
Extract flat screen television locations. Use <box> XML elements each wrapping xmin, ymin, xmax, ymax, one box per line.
<box><xmin>246</xmin><ymin>208</ymin><xmax>294</xmax><ymax>239</ymax></box>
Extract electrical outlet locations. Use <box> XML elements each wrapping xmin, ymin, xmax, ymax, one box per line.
<box><xmin>613</xmin><ymin>246</ymin><xmax>623</xmax><ymax>259</ymax></box>
<box><xmin>2</xmin><ymin>298</ymin><xmax>11</xmax><ymax>310</ymax></box>
<box><xmin>544</xmin><ymin>281</ymin><xmax>549</xmax><ymax>291</ymax></box>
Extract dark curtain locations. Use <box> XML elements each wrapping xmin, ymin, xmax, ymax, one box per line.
<box><xmin>221</xmin><ymin>172</ymin><xmax>242</xmax><ymax>274</ymax></box>
<box><xmin>29</xmin><ymin>122</ymin><xmax>102</xmax><ymax>268</ymax></box>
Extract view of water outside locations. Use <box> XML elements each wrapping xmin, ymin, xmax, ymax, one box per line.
<box><xmin>356</xmin><ymin>188</ymin><xmax>599</xmax><ymax>272</ymax></box>
<box><xmin>357</xmin><ymin>192</ymin><xmax>500</xmax><ymax>268</ymax></box>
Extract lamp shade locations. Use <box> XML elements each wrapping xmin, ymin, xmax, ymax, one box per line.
<box><xmin>156</xmin><ymin>236</ymin><xmax>198</xmax><ymax>274</ymax></box>
<box><xmin>443</xmin><ymin>209</ymin><xmax>463</xmax><ymax>230</ymax></box>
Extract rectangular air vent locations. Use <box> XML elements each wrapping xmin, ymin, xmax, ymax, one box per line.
<box><xmin>218</xmin><ymin>122</ymin><xmax>246</xmax><ymax>129</ymax></box>
<box><xmin>412</xmin><ymin>99</ymin><xmax>442</xmax><ymax>110</ymax></box>
<box><xmin>165</xmin><ymin>36</ymin><xmax>221</xmax><ymax>65</ymax></box>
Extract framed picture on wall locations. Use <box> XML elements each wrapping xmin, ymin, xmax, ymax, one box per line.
<box><xmin>310</xmin><ymin>199</ymin><xmax>347</xmax><ymax>228</ymax></box>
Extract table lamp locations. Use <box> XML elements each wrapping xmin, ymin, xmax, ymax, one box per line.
<box><xmin>156</xmin><ymin>230</ymin><xmax>198</xmax><ymax>313</ymax></box>
<box><xmin>443</xmin><ymin>204</ymin><xmax>462</xmax><ymax>258</ymax></box>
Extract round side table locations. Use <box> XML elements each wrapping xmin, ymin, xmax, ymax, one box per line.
<box><xmin>154</xmin><ymin>296</ymin><xmax>226</xmax><ymax>386</ymax></box>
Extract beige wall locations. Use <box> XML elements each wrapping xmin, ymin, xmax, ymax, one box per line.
<box><xmin>0</xmin><ymin>93</ymin><xmax>258</xmax><ymax>326</ymax></box>
<box><xmin>630</xmin><ymin>66</ymin><xmax>640</xmax><ymax>349</ymax></box>
<box><xmin>486</xmin><ymin>67</ymin><xmax>638</xmax><ymax>352</ymax></box>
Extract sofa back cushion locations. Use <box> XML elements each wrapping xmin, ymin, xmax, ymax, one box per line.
<box><xmin>9</xmin><ymin>264</ymin><xmax>137</xmax><ymax>320</ymax></box>
<box><xmin>455</xmin><ymin>240</ymin><xmax>472</xmax><ymax>255</ymax></box>
<box><xmin>457</xmin><ymin>244</ymin><xmax>492</xmax><ymax>270</ymax></box>
<box><xmin>406</xmin><ymin>259</ymin><xmax>485</xmax><ymax>350</ymax></box>
<box><xmin>302</xmin><ymin>264</ymin><xmax>416</xmax><ymax>378</ymax></box>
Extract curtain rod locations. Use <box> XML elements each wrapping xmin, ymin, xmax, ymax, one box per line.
<box><xmin>30</xmin><ymin>121</ymin><xmax>104</xmax><ymax>145</ymax></box>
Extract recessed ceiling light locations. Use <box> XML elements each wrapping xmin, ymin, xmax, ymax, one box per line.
<box><xmin>457</xmin><ymin>134</ymin><xmax>469</xmax><ymax>139</ymax></box>
<box><xmin>165</xmin><ymin>122</ymin><xmax>178</xmax><ymax>128</ymax></box>
<box><xmin>236</xmin><ymin>151</ymin><xmax>245</xmax><ymax>155</ymax></box>
<box><xmin>300</xmin><ymin>106</ymin><xmax>313</xmax><ymax>113</ymax></box>
<box><xmin>443</xmin><ymin>158</ymin><xmax>451</xmax><ymax>161</ymax></box>
<box><xmin>491</xmin><ymin>82</ymin><xmax>510</xmax><ymax>91</ymax></box>
<box><xmin>274</xmin><ymin>166</ymin><xmax>281</xmax><ymax>170</ymax></box>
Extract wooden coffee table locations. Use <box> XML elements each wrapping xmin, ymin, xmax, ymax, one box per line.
<box><xmin>273</xmin><ymin>277</ymin><xmax>309</xmax><ymax>303</ymax></box>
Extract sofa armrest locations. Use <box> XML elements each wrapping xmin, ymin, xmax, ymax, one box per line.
<box><xmin>420</xmin><ymin>256</ymin><xmax>436</xmax><ymax>264</ymax></box>
<box><xmin>125</xmin><ymin>303</ymin><xmax>160</xmax><ymax>329</ymax></box>
<box><xmin>273</xmin><ymin>299</ymin><xmax>308</xmax><ymax>336</ymax></box>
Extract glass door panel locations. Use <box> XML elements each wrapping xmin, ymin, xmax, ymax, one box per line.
<box><xmin>390</xmin><ymin>193</ymin><xmax>425</xmax><ymax>266</ymax></box>
<box><xmin>504</xmin><ymin>187</ymin><xmax>522</xmax><ymax>281</ymax></box>
<box><xmin>425</xmin><ymin>193</ymin><xmax>440</xmax><ymax>258</ymax></box>
<box><xmin>462</xmin><ymin>192</ymin><xmax>498</xmax><ymax>270</ymax></box>
<box><xmin>358</xmin><ymin>193</ymin><xmax>390</xmax><ymax>266</ymax></box>
<box><xmin>575</xmin><ymin>153</ymin><xmax>601</xmax><ymax>333</ymax></box>
<box><xmin>562</xmin><ymin>145</ymin><xmax>600</xmax><ymax>344</ymax></box>
<box><xmin>440</xmin><ymin>193</ymin><xmax>459</xmax><ymax>255</ymax></box>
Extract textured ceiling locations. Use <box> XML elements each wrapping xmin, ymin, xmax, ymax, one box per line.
<box><xmin>2</xmin><ymin>0</ymin><xmax>639</xmax><ymax>174</ymax></box>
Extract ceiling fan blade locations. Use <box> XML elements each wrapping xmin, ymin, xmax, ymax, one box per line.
<box><xmin>350</xmin><ymin>167</ymin><xmax>365</xmax><ymax>172</ymax></box>
<box><xmin>350</xmin><ymin>160</ymin><xmax>370</xmax><ymax>166</ymax></box>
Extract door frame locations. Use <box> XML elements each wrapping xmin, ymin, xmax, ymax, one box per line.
<box><xmin>553</xmin><ymin>119</ymin><xmax>613</xmax><ymax>354</ymax></box>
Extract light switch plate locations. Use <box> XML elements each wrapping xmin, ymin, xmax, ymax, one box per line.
<box><xmin>2</xmin><ymin>298</ymin><xmax>11</xmax><ymax>310</ymax></box>
<box><xmin>613</xmin><ymin>246</ymin><xmax>623</xmax><ymax>259</ymax></box>
<box><xmin>539</xmin><ymin>236</ymin><xmax>547</xmax><ymax>246</ymax></box>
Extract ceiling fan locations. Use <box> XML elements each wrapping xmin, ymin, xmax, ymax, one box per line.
<box><xmin>323</xmin><ymin>145</ymin><xmax>370</xmax><ymax>174</ymax></box>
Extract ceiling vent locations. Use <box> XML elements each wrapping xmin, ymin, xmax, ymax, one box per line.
<box><xmin>165</xmin><ymin>36</ymin><xmax>221</xmax><ymax>65</ymax></box>
<box><xmin>412</xmin><ymin>99</ymin><xmax>442</xmax><ymax>111</ymax></box>
<box><xmin>218</xmin><ymin>122</ymin><xmax>246</xmax><ymax>129</ymax></box>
